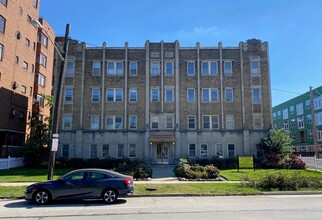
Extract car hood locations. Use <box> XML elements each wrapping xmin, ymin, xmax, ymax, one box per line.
<box><xmin>27</xmin><ymin>180</ymin><xmax>55</xmax><ymax>188</ymax></box>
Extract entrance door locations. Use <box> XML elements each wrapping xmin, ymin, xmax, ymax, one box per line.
<box><xmin>156</xmin><ymin>143</ymin><xmax>169</xmax><ymax>164</ymax></box>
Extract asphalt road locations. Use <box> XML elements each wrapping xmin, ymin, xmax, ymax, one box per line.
<box><xmin>1</xmin><ymin>195</ymin><xmax>322</xmax><ymax>220</ymax></box>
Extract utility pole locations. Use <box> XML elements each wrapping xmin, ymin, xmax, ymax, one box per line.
<box><xmin>47</xmin><ymin>24</ymin><xmax>70</xmax><ymax>180</ymax></box>
<box><xmin>310</xmin><ymin>86</ymin><xmax>318</xmax><ymax>158</ymax></box>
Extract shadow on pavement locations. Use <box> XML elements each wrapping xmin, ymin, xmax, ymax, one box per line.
<box><xmin>4</xmin><ymin>199</ymin><xmax>127</xmax><ymax>209</ymax></box>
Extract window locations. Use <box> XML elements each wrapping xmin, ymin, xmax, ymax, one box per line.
<box><xmin>92</xmin><ymin>61</ymin><xmax>101</xmax><ymax>76</ymax></box>
<box><xmin>202</xmin><ymin>88</ymin><xmax>218</xmax><ymax>102</ymax></box>
<box><xmin>38</xmin><ymin>73</ymin><xmax>45</xmax><ymax>86</ymax></box>
<box><xmin>226</xmin><ymin>115</ymin><xmax>234</xmax><ymax>129</ymax></box>
<box><xmin>29</xmin><ymin>87</ymin><xmax>33</xmax><ymax>96</ymax></box>
<box><xmin>165</xmin><ymin>61</ymin><xmax>173</xmax><ymax>76</ymax></box>
<box><xmin>318</xmin><ymin>130</ymin><xmax>322</xmax><ymax>141</ymax></box>
<box><xmin>316</xmin><ymin>112</ymin><xmax>322</xmax><ymax>125</ymax></box>
<box><xmin>63</xmin><ymin>115</ymin><xmax>72</xmax><ymax>129</ymax></box>
<box><xmin>216</xmin><ymin>144</ymin><xmax>224</xmax><ymax>157</ymax></box>
<box><xmin>39</xmin><ymin>33</ymin><xmax>48</xmax><ymax>47</ymax></box>
<box><xmin>273</xmin><ymin>112</ymin><xmax>276</xmax><ymax>118</ymax></box>
<box><xmin>129</xmin><ymin>115</ymin><xmax>137</xmax><ymax>129</ymax></box>
<box><xmin>23</xmin><ymin>61</ymin><xmax>28</xmax><ymax>69</ymax></box>
<box><xmin>106</xmin><ymin>115</ymin><xmax>123</xmax><ymax>130</ymax></box>
<box><xmin>188</xmin><ymin>116</ymin><xmax>196</xmax><ymax>129</ymax></box>
<box><xmin>307</xmin><ymin>114</ymin><xmax>312</xmax><ymax>124</ymax></box>
<box><xmin>0</xmin><ymin>44</ymin><xmax>3</xmax><ymax>61</ymax></box>
<box><xmin>291</xmin><ymin>132</ymin><xmax>297</xmax><ymax>140</ymax></box>
<box><xmin>102</xmin><ymin>144</ymin><xmax>109</xmax><ymax>158</ymax></box>
<box><xmin>33</xmin><ymin>0</ymin><xmax>38</xmax><ymax>8</ymax></box>
<box><xmin>290</xmin><ymin>105</ymin><xmax>295</xmax><ymax>113</ymax></box>
<box><xmin>305</xmin><ymin>100</ymin><xmax>311</xmax><ymax>109</ymax></box>
<box><xmin>202</xmin><ymin>115</ymin><xmax>219</xmax><ymax>129</ymax></box>
<box><xmin>314</xmin><ymin>96</ymin><xmax>322</xmax><ymax>110</ymax></box>
<box><xmin>107</xmin><ymin>61</ymin><xmax>123</xmax><ymax>75</ymax></box>
<box><xmin>106</xmin><ymin>88</ymin><xmax>123</xmax><ymax>102</ymax></box>
<box><xmin>151</xmin><ymin>61</ymin><xmax>160</xmax><ymax>76</ymax></box>
<box><xmin>224</xmin><ymin>61</ymin><xmax>232</xmax><ymax>75</ymax></box>
<box><xmin>308</xmin><ymin>130</ymin><xmax>313</xmax><ymax>139</ymax></box>
<box><xmin>39</xmin><ymin>53</ymin><xmax>47</xmax><ymax>67</ymax></box>
<box><xmin>282</xmin><ymin>108</ymin><xmax>288</xmax><ymax>119</ymax></box>
<box><xmin>228</xmin><ymin>144</ymin><xmax>235</xmax><ymax>158</ymax></box>
<box><xmin>129</xmin><ymin>144</ymin><xmax>136</xmax><ymax>158</ymax></box>
<box><xmin>297</xmin><ymin>117</ymin><xmax>304</xmax><ymax>129</ymax></box>
<box><xmin>91</xmin><ymin>145</ymin><xmax>97</xmax><ymax>158</ymax></box>
<box><xmin>252</xmin><ymin>88</ymin><xmax>261</xmax><ymax>103</ymax></box>
<box><xmin>1</xmin><ymin>0</ymin><xmax>7</xmax><ymax>7</ymax></box>
<box><xmin>91</xmin><ymin>115</ymin><xmax>99</xmax><ymax>129</ymax></box>
<box><xmin>189</xmin><ymin>144</ymin><xmax>196</xmax><ymax>158</ymax></box>
<box><xmin>66</xmin><ymin>61</ymin><xmax>74</xmax><ymax>76</ymax></box>
<box><xmin>253</xmin><ymin>115</ymin><xmax>262</xmax><ymax>129</ymax></box>
<box><xmin>21</xmin><ymin>85</ymin><xmax>26</xmax><ymax>93</ymax></box>
<box><xmin>118</xmin><ymin>144</ymin><xmax>124</xmax><ymax>158</ymax></box>
<box><xmin>62</xmin><ymin>144</ymin><xmax>69</xmax><ymax>158</ymax></box>
<box><xmin>152</xmin><ymin>117</ymin><xmax>159</xmax><ymax>129</ymax></box>
<box><xmin>225</xmin><ymin>88</ymin><xmax>233</xmax><ymax>102</ymax></box>
<box><xmin>251</xmin><ymin>60</ymin><xmax>259</xmax><ymax>75</ymax></box>
<box><xmin>291</xmin><ymin>119</ymin><xmax>296</xmax><ymax>127</ymax></box>
<box><xmin>129</xmin><ymin>88</ymin><xmax>137</xmax><ymax>102</ymax></box>
<box><xmin>187</xmin><ymin>61</ymin><xmax>195</xmax><ymax>76</ymax></box>
<box><xmin>202</xmin><ymin>61</ymin><xmax>217</xmax><ymax>75</ymax></box>
<box><xmin>0</xmin><ymin>15</ymin><xmax>5</xmax><ymax>33</ymax></box>
<box><xmin>64</xmin><ymin>88</ymin><xmax>73</xmax><ymax>102</ymax></box>
<box><xmin>25</xmin><ymin>38</ymin><xmax>30</xmax><ymax>46</ymax></box>
<box><xmin>15</xmin><ymin>56</ymin><xmax>19</xmax><ymax>63</ymax></box>
<box><xmin>187</xmin><ymin>88</ymin><xmax>195</xmax><ymax>103</ymax></box>
<box><xmin>36</xmin><ymin>94</ymin><xmax>44</xmax><ymax>107</ymax></box>
<box><xmin>151</xmin><ymin>88</ymin><xmax>159</xmax><ymax>102</ymax></box>
<box><xmin>200</xmin><ymin>144</ymin><xmax>208</xmax><ymax>158</ymax></box>
<box><xmin>166</xmin><ymin>116</ymin><xmax>174</xmax><ymax>129</ymax></box>
<box><xmin>284</xmin><ymin>121</ymin><xmax>289</xmax><ymax>131</ymax></box>
<box><xmin>277</xmin><ymin>111</ymin><xmax>281</xmax><ymax>118</ymax></box>
<box><xmin>129</xmin><ymin>62</ymin><xmax>138</xmax><ymax>76</ymax></box>
<box><xmin>165</xmin><ymin>88</ymin><xmax>174</xmax><ymax>103</ymax></box>
<box><xmin>92</xmin><ymin>88</ymin><xmax>100</xmax><ymax>102</ymax></box>
<box><xmin>296</xmin><ymin>103</ymin><xmax>303</xmax><ymax>115</ymax></box>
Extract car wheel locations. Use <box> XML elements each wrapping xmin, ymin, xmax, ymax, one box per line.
<box><xmin>33</xmin><ymin>189</ymin><xmax>51</xmax><ymax>205</ymax></box>
<box><xmin>102</xmin><ymin>189</ymin><xmax>118</xmax><ymax>204</ymax></box>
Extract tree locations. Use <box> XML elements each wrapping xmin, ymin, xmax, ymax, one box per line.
<box><xmin>257</xmin><ymin>128</ymin><xmax>292</xmax><ymax>159</ymax></box>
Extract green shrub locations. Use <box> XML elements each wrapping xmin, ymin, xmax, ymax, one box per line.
<box><xmin>248</xmin><ymin>172</ymin><xmax>322</xmax><ymax>191</ymax></box>
<box><xmin>174</xmin><ymin>161</ymin><xmax>220</xmax><ymax>179</ymax></box>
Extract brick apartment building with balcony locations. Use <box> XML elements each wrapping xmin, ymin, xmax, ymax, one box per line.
<box><xmin>0</xmin><ymin>0</ymin><xmax>55</xmax><ymax>156</ymax></box>
<box><xmin>56</xmin><ymin>38</ymin><xmax>272</xmax><ymax>164</ymax></box>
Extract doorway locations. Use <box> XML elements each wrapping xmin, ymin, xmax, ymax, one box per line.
<box><xmin>156</xmin><ymin>143</ymin><xmax>169</xmax><ymax>164</ymax></box>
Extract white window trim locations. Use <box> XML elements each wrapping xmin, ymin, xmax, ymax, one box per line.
<box><xmin>164</xmin><ymin>61</ymin><xmax>174</xmax><ymax>76</ymax></box>
<box><xmin>226</xmin><ymin>115</ymin><xmax>234</xmax><ymax>129</ymax></box>
<box><xmin>106</xmin><ymin>88</ymin><xmax>123</xmax><ymax>102</ymax></box>
<box><xmin>151</xmin><ymin>61</ymin><xmax>160</xmax><ymax>76</ymax></box>
<box><xmin>250</xmin><ymin>57</ymin><xmax>260</xmax><ymax>76</ymax></box>
<box><xmin>129</xmin><ymin>61</ymin><xmax>138</xmax><ymax>76</ymax></box>
<box><xmin>187</xmin><ymin>88</ymin><xmax>195</xmax><ymax>103</ymax></box>
<box><xmin>106</xmin><ymin>115</ymin><xmax>123</xmax><ymax>130</ymax></box>
<box><xmin>151</xmin><ymin>87</ymin><xmax>160</xmax><ymax>102</ymax></box>
<box><xmin>91</xmin><ymin>115</ymin><xmax>99</xmax><ymax>130</ymax></box>
<box><xmin>200</xmin><ymin>144</ymin><xmax>208</xmax><ymax>158</ymax></box>
<box><xmin>224</xmin><ymin>61</ymin><xmax>233</xmax><ymax>75</ymax></box>
<box><xmin>225</xmin><ymin>88</ymin><xmax>233</xmax><ymax>102</ymax></box>
<box><xmin>165</xmin><ymin>87</ymin><xmax>174</xmax><ymax>103</ymax></box>
<box><xmin>202</xmin><ymin>115</ymin><xmax>219</xmax><ymax>129</ymax></box>
<box><xmin>129</xmin><ymin>115</ymin><xmax>137</xmax><ymax>130</ymax></box>
<box><xmin>107</xmin><ymin>61</ymin><xmax>124</xmax><ymax>76</ymax></box>
<box><xmin>201</xmin><ymin>61</ymin><xmax>218</xmax><ymax>76</ymax></box>
<box><xmin>187</xmin><ymin>61</ymin><xmax>195</xmax><ymax>76</ymax></box>
<box><xmin>129</xmin><ymin>88</ymin><xmax>138</xmax><ymax>103</ymax></box>
<box><xmin>252</xmin><ymin>87</ymin><xmax>261</xmax><ymax>103</ymax></box>
<box><xmin>92</xmin><ymin>88</ymin><xmax>100</xmax><ymax>102</ymax></box>
<box><xmin>92</xmin><ymin>61</ymin><xmax>101</xmax><ymax>76</ymax></box>
<box><xmin>62</xmin><ymin>114</ymin><xmax>72</xmax><ymax>130</ymax></box>
<box><xmin>188</xmin><ymin>115</ymin><xmax>196</xmax><ymax>130</ymax></box>
<box><xmin>188</xmin><ymin>143</ymin><xmax>196</xmax><ymax>158</ymax></box>
<box><xmin>64</xmin><ymin>87</ymin><xmax>73</xmax><ymax>103</ymax></box>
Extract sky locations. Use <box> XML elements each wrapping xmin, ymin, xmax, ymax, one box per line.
<box><xmin>39</xmin><ymin>0</ymin><xmax>322</xmax><ymax>106</ymax></box>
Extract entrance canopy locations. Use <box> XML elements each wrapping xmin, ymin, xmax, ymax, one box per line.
<box><xmin>149</xmin><ymin>131</ymin><xmax>175</xmax><ymax>143</ymax></box>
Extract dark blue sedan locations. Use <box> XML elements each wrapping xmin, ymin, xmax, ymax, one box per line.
<box><xmin>25</xmin><ymin>169</ymin><xmax>134</xmax><ymax>205</ymax></box>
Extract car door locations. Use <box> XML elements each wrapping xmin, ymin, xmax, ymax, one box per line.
<box><xmin>53</xmin><ymin>171</ymin><xmax>87</xmax><ymax>200</ymax></box>
<box><xmin>82</xmin><ymin>171</ymin><xmax>110</xmax><ymax>199</ymax></box>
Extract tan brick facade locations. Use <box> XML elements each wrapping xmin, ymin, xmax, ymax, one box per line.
<box><xmin>56</xmin><ymin>39</ymin><xmax>272</xmax><ymax>164</ymax></box>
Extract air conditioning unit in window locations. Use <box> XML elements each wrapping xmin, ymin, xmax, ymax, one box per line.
<box><xmin>12</xmin><ymin>81</ymin><xmax>19</xmax><ymax>90</ymax></box>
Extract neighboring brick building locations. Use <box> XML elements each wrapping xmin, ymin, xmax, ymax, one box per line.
<box><xmin>272</xmin><ymin>86</ymin><xmax>322</xmax><ymax>156</ymax></box>
<box><xmin>0</xmin><ymin>0</ymin><xmax>54</xmax><ymax>156</ymax></box>
<box><xmin>56</xmin><ymin>38</ymin><xmax>272</xmax><ymax>164</ymax></box>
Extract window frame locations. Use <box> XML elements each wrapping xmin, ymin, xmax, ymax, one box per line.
<box><xmin>188</xmin><ymin>115</ymin><xmax>196</xmax><ymax>129</ymax></box>
<box><xmin>106</xmin><ymin>88</ymin><xmax>123</xmax><ymax>102</ymax></box>
<box><xmin>107</xmin><ymin>61</ymin><xmax>124</xmax><ymax>76</ymax></box>
<box><xmin>0</xmin><ymin>43</ymin><xmax>3</xmax><ymax>61</ymax></box>
<box><xmin>117</xmin><ymin>144</ymin><xmax>125</xmax><ymax>158</ymax></box>
<box><xmin>92</xmin><ymin>88</ymin><xmax>100</xmax><ymax>102</ymax></box>
<box><xmin>202</xmin><ymin>88</ymin><xmax>218</xmax><ymax>102</ymax></box>
<box><xmin>224</xmin><ymin>61</ymin><xmax>232</xmax><ymax>75</ymax></box>
<box><xmin>91</xmin><ymin>115</ymin><xmax>99</xmax><ymax>130</ymax></box>
<box><xmin>151</xmin><ymin>61</ymin><xmax>160</xmax><ymax>76</ymax></box>
<box><xmin>129</xmin><ymin>115</ymin><xmax>137</xmax><ymax>129</ymax></box>
<box><xmin>39</xmin><ymin>53</ymin><xmax>47</xmax><ymax>67</ymax></box>
<box><xmin>129</xmin><ymin>144</ymin><xmax>136</xmax><ymax>158</ymax></box>
<box><xmin>228</xmin><ymin>144</ymin><xmax>235</xmax><ymax>158</ymax></box>
<box><xmin>106</xmin><ymin>115</ymin><xmax>123</xmax><ymax>130</ymax></box>
<box><xmin>151</xmin><ymin>88</ymin><xmax>160</xmax><ymax>102</ymax></box>
<box><xmin>187</xmin><ymin>88</ymin><xmax>195</xmax><ymax>103</ymax></box>
<box><xmin>165</xmin><ymin>61</ymin><xmax>174</xmax><ymax>76</ymax></box>
<box><xmin>38</xmin><ymin>73</ymin><xmax>45</xmax><ymax>87</ymax></box>
<box><xmin>202</xmin><ymin>115</ymin><xmax>219</xmax><ymax>129</ymax></box>
<box><xmin>92</xmin><ymin>61</ymin><xmax>101</xmax><ymax>76</ymax></box>
<box><xmin>129</xmin><ymin>61</ymin><xmax>138</xmax><ymax>76</ymax></box>
<box><xmin>252</xmin><ymin>87</ymin><xmax>261</xmax><ymax>103</ymax></box>
<box><xmin>226</xmin><ymin>115</ymin><xmax>234</xmax><ymax>129</ymax></box>
<box><xmin>188</xmin><ymin>144</ymin><xmax>196</xmax><ymax>158</ymax></box>
<box><xmin>64</xmin><ymin>87</ymin><xmax>73</xmax><ymax>103</ymax></box>
<box><xmin>200</xmin><ymin>144</ymin><xmax>208</xmax><ymax>158</ymax></box>
<box><xmin>0</xmin><ymin>15</ymin><xmax>5</xmax><ymax>33</ymax></box>
<box><xmin>166</xmin><ymin>115</ymin><xmax>174</xmax><ymax>129</ymax></box>
<box><xmin>165</xmin><ymin>87</ymin><xmax>174</xmax><ymax>103</ymax></box>
<box><xmin>225</xmin><ymin>88</ymin><xmax>233</xmax><ymax>102</ymax></box>
<box><xmin>187</xmin><ymin>61</ymin><xmax>195</xmax><ymax>76</ymax></box>
<box><xmin>201</xmin><ymin>61</ymin><xmax>218</xmax><ymax>76</ymax></box>
<box><xmin>129</xmin><ymin>88</ymin><xmax>138</xmax><ymax>103</ymax></box>
<box><xmin>63</xmin><ymin>115</ymin><xmax>72</xmax><ymax>130</ymax></box>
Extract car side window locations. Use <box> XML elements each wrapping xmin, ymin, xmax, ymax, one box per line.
<box><xmin>88</xmin><ymin>172</ymin><xmax>106</xmax><ymax>180</ymax></box>
<box><xmin>64</xmin><ymin>172</ymin><xmax>85</xmax><ymax>182</ymax></box>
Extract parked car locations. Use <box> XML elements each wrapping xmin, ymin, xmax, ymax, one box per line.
<box><xmin>25</xmin><ymin>168</ymin><xmax>134</xmax><ymax>205</ymax></box>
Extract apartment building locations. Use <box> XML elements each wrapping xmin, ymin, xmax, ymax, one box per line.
<box><xmin>0</xmin><ymin>0</ymin><xmax>54</xmax><ymax>156</ymax></box>
<box><xmin>272</xmin><ymin>86</ymin><xmax>322</xmax><ymax>156</ymax></box>
<box><xmin>56</xmin><ymin>38</ymin><xmax>272</xmax><ymax>164</ymax></box>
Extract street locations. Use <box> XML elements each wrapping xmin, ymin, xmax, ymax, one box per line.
<box><xmin>1</xmin><ymin>195</ymin><xmax>322</xmax><ymax>220</ymax></box>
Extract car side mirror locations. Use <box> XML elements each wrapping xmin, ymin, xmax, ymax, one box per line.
<box><xmin>58</xmin><ymin>178</ymin><xmax>65</xmax><ymax>183</ymax></box>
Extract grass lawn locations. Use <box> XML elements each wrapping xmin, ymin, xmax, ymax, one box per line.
<box><xmin>220</xmin><ymin>169</ymin><xmax>322</xmax><ymax>181</ymax></box>
<box><xmin>0</xmin><ymin>183</ymin><xmax>260</xmax><ymax>199</ymax></box>
<box><xmin>0</xmin><ymin>168</ymin><xmax>73</xmax><ymax>182</ymax></box>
